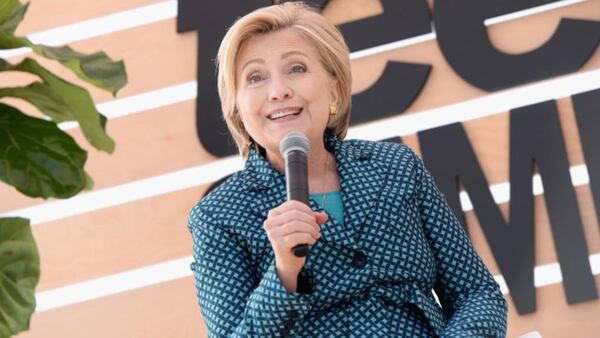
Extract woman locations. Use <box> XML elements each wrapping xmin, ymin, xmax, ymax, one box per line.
<box><xmin>188</xmin><ymin>2</ymin><xmax>508</xmax><ymax>337</ymax></box>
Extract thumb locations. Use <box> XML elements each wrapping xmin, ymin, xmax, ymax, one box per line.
<box><xmin>314</xmin><ymin>212</ymin><xmax>329</xmax><ymax>224</ymax></box>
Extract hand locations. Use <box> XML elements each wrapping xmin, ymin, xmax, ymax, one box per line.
<box><xmin>263</xmin><ymin>200</ymin><xmax>328</xmax><ymax>274</ymax></box>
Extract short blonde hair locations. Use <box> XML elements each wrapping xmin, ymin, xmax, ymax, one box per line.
<box><xmin>216</xmin><ymin>2</ymin><xmax>352</xmax><ymax>157</ymax></box>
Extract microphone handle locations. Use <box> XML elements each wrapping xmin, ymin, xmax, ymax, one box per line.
<box><xmin>285</xmin><ymin>151</ymin><xmax>310</xmax><ymax>257</ymax></box>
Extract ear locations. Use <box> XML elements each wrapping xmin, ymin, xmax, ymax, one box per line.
<box><xmin>329</xmin><ymin>78</ymin><xmax>340</xmax><ymax>107</ymax></box>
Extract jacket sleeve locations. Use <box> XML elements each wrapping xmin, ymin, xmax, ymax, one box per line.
<box><xmin>409</xmin><ymin>149</ymin><xmax>508</xmax><ymax>338</ymax></box>
<box><xmin>188</xmin><ymin>204</ymin><xmax>311</xmax><ymax>337</ymax></box>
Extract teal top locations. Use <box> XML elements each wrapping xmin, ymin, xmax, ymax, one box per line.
<box><xmin>309</xmin><ymin>190</ymin><xmax>345</xmax><ymax>225</ymax></box>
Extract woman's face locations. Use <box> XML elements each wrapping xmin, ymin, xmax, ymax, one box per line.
<box><xmin>235</xmin><ymin>28</ymin><xmax>338</xmax><ymax>158</ymax></box>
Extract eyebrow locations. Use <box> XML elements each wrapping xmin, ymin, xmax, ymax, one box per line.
<box><xmin>240</xmin><ymin>50</ymin><xmax>309</xmax><ymax>73</ymax></box>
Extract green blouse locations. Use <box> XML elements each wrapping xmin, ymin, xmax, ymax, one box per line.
<box><xmin>309</xmin><ymin>190</ymin><xmax>345</xmax><ymax>225</ymax></box>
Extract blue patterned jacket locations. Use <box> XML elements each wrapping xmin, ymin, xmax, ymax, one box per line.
<box><xmin>188</xmin><ymin>135</ymin><xmax>508</xmax><ymax>337</ymax></box>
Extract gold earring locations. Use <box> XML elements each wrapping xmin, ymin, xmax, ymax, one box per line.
<box><xmin>329</xmin><ymin>105</ymin><xmax>337</xmax><ymax>116</ymax></box>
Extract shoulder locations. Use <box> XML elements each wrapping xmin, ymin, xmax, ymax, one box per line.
<box><xmin>340</xmin><ymin>139</ymin><xmax>425</xmax><ymax>197</ymax></box>
<box><xmin>343</xmin><ymin>138</ymin><xmax>419</xmax><ymax>170</ymax></box>
<box><xmin>187</xmin><ymin>171</ymin><xmax>251</xmax><ymax>230</ymax></box>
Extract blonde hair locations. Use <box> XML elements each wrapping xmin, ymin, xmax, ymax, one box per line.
<box><xmin>216</xmin><ymin>2</ymin><xmax>352</xmax><ymax>157</ymax></box>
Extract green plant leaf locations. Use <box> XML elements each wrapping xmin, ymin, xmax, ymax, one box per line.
<box><xmin>0</xmin><ymin>103</ymin><xmax>88</xmax><ymax>199</ymax></box>
<box><xmin>33</xmin><ymin>45</ymin><xmax>127</xmax><ymax>96</ymax></box>
<box><xmin>0</xmin><ymin>11</ymin><xmax>126</xmax><ymax>97</ymax></box>
<box><xmin>0</xmin><ymin>217</ymin><xmax>39</xmax><ymax>338</ymax></box>
<box><xmin>0</xmin><ymin>33</ymin><xmax>126</xmax><ymax>96</ymax></box>
<box><xmin>0</xmin><ymin>29</ymin><xmax>28</xmax><ymax>49</ymax></box>
<box><xmin>0</xmin><ymin>0</ymin><xmax>19</xmax><ymax>26</ymax></box>
<box><xmin>0</xmin><ymin>57</ymin><xmax>115</xmax><ymax>153</ymax></box>
<box><xmin>84</xmin><ymin>170</ymin><xmax>94</xmax><ymax>191</ymax></box>
<box><xmin>0</xmin><ymin>83</ymin><xmax>71</xmax><ymax>123</ymax></box>
<box><xmin>0</xmin><ymin>1</ymin><xmax>28</xmax><ymax>35</ymax></box>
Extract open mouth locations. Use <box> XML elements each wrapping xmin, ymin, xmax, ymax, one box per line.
<box><xmin>267</xmin><ymin>108</ymin><xmax>303</xmax><ymax>120</ymax></box>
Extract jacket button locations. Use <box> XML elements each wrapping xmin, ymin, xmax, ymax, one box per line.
<box><xmin>352</xmin><ymin>251</ymin><xmax>368</xmax><ymax>268</ymax></box>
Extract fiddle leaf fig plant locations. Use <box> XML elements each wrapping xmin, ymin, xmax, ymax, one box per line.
<box><xmin>0</xmin><ymin>1</ymin><xmax>127</xmax><ymax>336</ymax></box>
<box><xmin>0</xmin><ymin>217</ymin><xmax>37</xmax><ymax>338</ymax></box>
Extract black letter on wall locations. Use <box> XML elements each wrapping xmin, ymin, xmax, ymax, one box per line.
<box><xmin>178</xmin><ymin>0</ymin><xmax>273</xmax><ymax>158</ymax></box>
<box><xmin>434</xmin><ymin>0</ymin><xmax>600</xmax><ymax>91</ymax></box>
<box><xmin>418</xmin><ymin>123</ymin><xmax>534</xmax><ymax>312</ymax></box>
<box><xmin>573</xmin><ymin>88</ymin><xmax>600</xmax><ymax>229</ymax></box>
<box><xmin>418</xmin><ymin>103</ymin><xmax>598</xmax><ymax>314</ymax></box>
<box><xmin>339</xmin><ymin>0</ymin><xmax>432</xmax><ymax>123</ymax></box>
<box><xmin>350</xmin><ymin>62</ymin><xmax>431</xmax><ymax>124</ymax></box>
<box><xmin>510</xmin><ymin>101</ymin><xmax>597</xmax><ymax>311</ymax></box>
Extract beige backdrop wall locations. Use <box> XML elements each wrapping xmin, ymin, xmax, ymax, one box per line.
<box><xmin>1</xmin><ymin>0</ymin><xmax>599</xmax><ymax>337</ymax></box>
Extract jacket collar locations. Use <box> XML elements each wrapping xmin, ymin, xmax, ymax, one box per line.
<box><xmin>243</xmin><ymin>134</ymin><xmax>384</xmax><ymax>250</ymax></box>
<box><xmin>241</xmin><ymin>133</ymin><xmax>370</xmax><ymax>190</ymax></box>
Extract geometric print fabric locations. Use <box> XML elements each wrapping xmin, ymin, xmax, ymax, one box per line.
<box><xmin>188</xmin><ymin>134</ymin><xmax>507</xmax><ymax>337</ymax></box>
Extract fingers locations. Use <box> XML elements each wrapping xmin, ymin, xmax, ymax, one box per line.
<box><xmin>281</xmin><ymin>209</ymin><xmax>317</xmax><ymax>226</ymax></box>
<box><xmin>264</xmin><ymin>201</ymin><xmax>323</xmax><ymax>241</ymax></box>
<box><xmin>267</xmin><ymin>200</ymin><xmax>313</xmax><ymax>217</ymax></box>
<box><xmin>265</xmin><ymin>217</ymin><xmax>321</xmax><ymax>240</ymax></box>
<box><xmin>263</xmin><ymin>201</ymin><xmax>328</xmax><ymax>272</ymax></box>
<box><xmin>265</xmin><ymin>201</ymin><xmax>319</xmax><ymax>230</ymax></box>
<box><xmin>281</xmin><ymin>220</ymin><xmax>321</xmax><ymax>240</ymax></box>
<box><xmin>314</xmin><ymin>212</ymin><xmax>328</xmax><ymax>224</ymax></box>
<box><xmin>283</xmin><ymin>232</ymin><xmax>320</xmax><ymax>247</ymax></box>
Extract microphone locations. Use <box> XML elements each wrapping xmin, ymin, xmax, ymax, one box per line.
<box><xmin>279</xmin><ymin>132</ymin><xmax>311</xmax><ymax>257</ymax></box>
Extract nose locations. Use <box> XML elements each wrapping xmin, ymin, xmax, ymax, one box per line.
<box><xmin>268</xmin><ymin>75</ymin><xmax>293</xmax><ymax>102</ymax></box>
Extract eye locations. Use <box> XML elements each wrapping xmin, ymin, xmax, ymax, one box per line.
<box><xmin>289</xmin><ymin>64</ymin><xmax>306</xmax><ymax>74</ymax></box>
<box><xmin>248</xmin><ymin>74</ymin><xmax>263</xmax><ymax>84</ymax></box>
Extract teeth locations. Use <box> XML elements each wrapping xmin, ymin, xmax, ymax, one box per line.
<box><xmin>269</xmin><ymin>108</ymin><xmax>302</xmax><ymax>120</ymax></box>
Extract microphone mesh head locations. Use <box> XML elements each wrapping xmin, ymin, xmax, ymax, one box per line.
<box><xmin>279</xmin><ymin>132</ymin><xmax>310</xmax><ymax>156</ymax></box>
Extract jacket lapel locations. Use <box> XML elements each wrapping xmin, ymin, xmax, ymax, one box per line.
<box><xmin>307</xmin><ymin>198</ymin><xmax>356</xmax><ymax>248</ymax></box>
<box><xmin>242</xmin><ymin>146</ymin><xmax>287</xmax><ymax>229</ymax></box>
<box><xmin>327</xmin><ymin>135</ymin><xmax>385</xmax><ymax>246</ymax></box>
